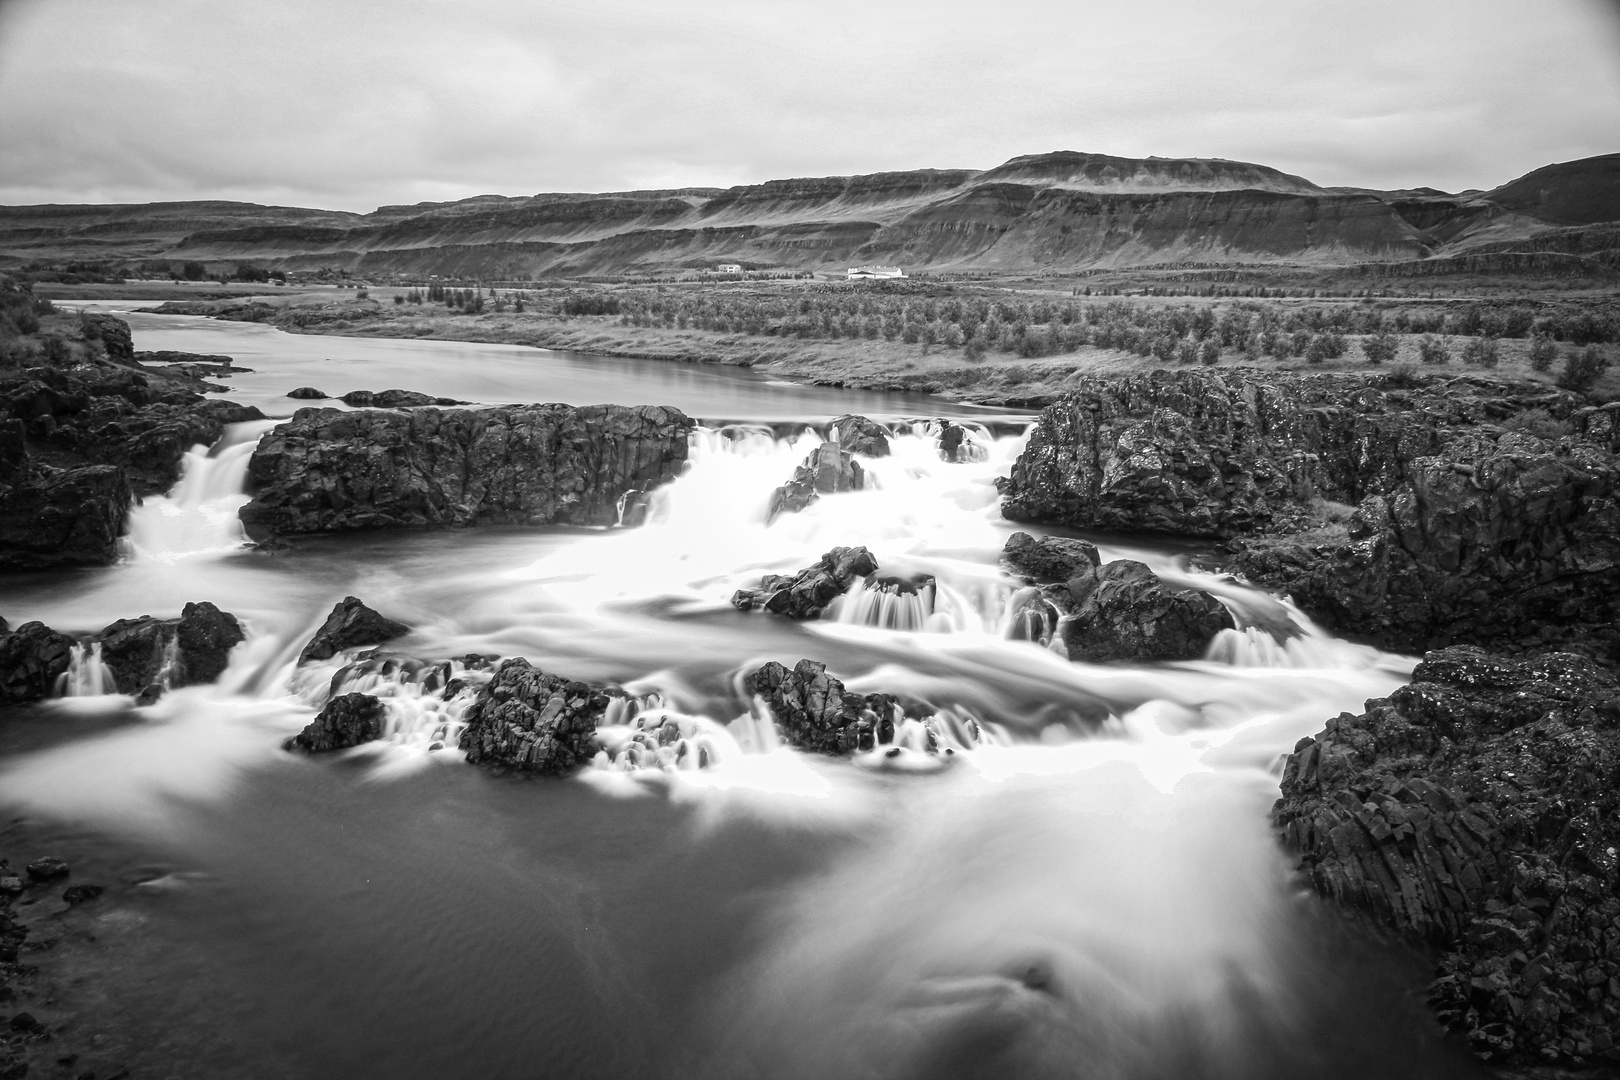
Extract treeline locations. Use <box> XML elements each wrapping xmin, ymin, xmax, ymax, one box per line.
<box><xmin>563</xmin><ymin>291</ymin><xmax>1619</xmax><ymax>361</ymax></box>
<box><xmin>8</xmin><ymin>258</ymin><xmax>291</xmax><ymax>285</ymax></box>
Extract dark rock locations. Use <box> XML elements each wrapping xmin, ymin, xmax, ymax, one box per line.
<box><xmin>82</xmin><ymin>312</ymin><xmax>133</xmax><ymax>363</ymax></box>
<box><xmin>1002</xmin><ymin>371</ymin><xmax>1619</xmax><ymax>653</ymax></box>
<box><xmin>1002</xmin><ymin>531</ymin><xmax>1101</xmax><ymax>582</ymax></box>
<box><xmin>0</xmin><ymin>419</ymin><xmax>24</xmax><ymax>482</ymax></box>
<box><xmin>286</xmin><ymin>692</ymin><xmax>387</xmax><ymax>752</ymax></box>
<box><xmin>766</xmin><ymin>441</ymin><xmax>866</xmax><ymax>519</ymax></box>
<box><xmin>94</xmin><ymin>602</ymin><xmax>246</xmax><ymax>697</ymax></box>
<box><xmin>829</xmin><ymin>414</ymin><xmax>891</xmax><ymax>457</ymax></box>
<box><xmin>0</xmin><ymin>622</ymin><xmax>75</xmax><ymax>706</ymax></box>
<box><xmin>287</xmin><ymin>386</ymin><xmax>327</xmax><ymax>400</ymax></box>
<box><xmin>458</xmin><ymin>657</ymin><xmax>628</xmax><ymax>774</ymax></box>
<box><xmin>743</xmin><ymin>659</ymin><xmax>906</xmax><ymax>755</ymax></box>
<box><xmin>937</xmin><ymin>421</ymin><xmax>986</xmax><ymax>463</ymax></box>
<box><xmin>732</xmin><ymin>546</ymin><xmax>879</xmax><ymax>618</ymax></box>
<box><xmin>1275</xmin><ymin>646</ymin><xmax>1620</xmax><ymax>1066</ymax></box>
<box><xmin>0</xmin><ymin>464</ymin><xmax>131</xmax><ymax>571</ymax></box>
<box><xmin>8</xmin><ymin>1011</ymin><xmax>44</xmax><ymax>1035</ymax></box>
<box><xmin>340</xmin><ymin>389</ymin><xmax>470</xmax><ymax>409</ymax></box>
<box><xmin>239</xmin><ymin>404</ymin><xmax>692</xmax><ymax>539</ymax></box>
<box><xmin>24</xmin><ymin>858</ymin><xmax>67</xmax><ymax>881</ymax></box>
<box><xmin>298</xmin><ymin>597</ymin><xmax>410</xmax><ymax>664</ymax></box>
<box><xmin>176</xmin><ymin>601</ymin><xmax>246</xmax><ymax>684</ymax></box>
<box><xmin>1059</xmin><ymin>560</ymin><xmax>1234</xmax><ymax>662</ymax></box>
<box><xmin>60</xmin><ymin>885</ymin><xmax>102</xmax><ymax>905</ymax></box>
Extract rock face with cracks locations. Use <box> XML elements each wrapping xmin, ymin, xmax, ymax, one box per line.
<box><xmin>1275</xmin><ymin>646</ymin><xmax>1620</xmax><ymax>1067</ymax></box>
<box><xmin>239</xmin><ymin>403</ymin><xmax>693</xmax><ymax>539</ymax></box>
<box><xmin>458</xmin><ymin>657</ymin><xmax>630</xmax><ymax>774</ymax></box>
<box><xmin>828</xmin><ymin>414</ymin><xmax>891</xmax><ymax>458</ymax></box>
<box><xmin>1059</xmin><ymin>560</ymin><xmax>1234</xmax><ymax>663</ymax></box>
<box><xmin>286</xmin><ymin>692</ymin><xmax>387</xmax><ymax>752</ymax></box>
<box><xmin>1001</xmin><ymin>531</ymin><xmax>1101</xmax><ymax>582</ymax></box>
<box><xmin>766</xmin><ymin>442</ymin><xmax>866</xmax><ymax>519</ymax></box>
<box><xmin>743</xmin><ymin>659</ymin><xmax>907</xmax><ymax>755</ymax></box>
<box><xmin>95</xmin><ymin>601</ymin><xmax>246</xmax><ymax>698</ymax></box>
<box><xmin>298</xmin><ymin>597</ymin><xmax>410</xmax><ymax>664</ymax></box>
<box><xmin>0</xmin><ymin>622</ymin><xmax>75</xmax><ymax>706</ymax></box>
<box><xmin>732</xmin><ymin>546</ymin><xmax>879</xmax><ymax>619</ymax></box>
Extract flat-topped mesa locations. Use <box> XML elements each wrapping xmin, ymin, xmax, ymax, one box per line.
<box><xmin>1000</xmin><ymin>370</ymin><xmax>1620</xmax><ymax>653</ymax></box>
<box><xmin>238</xmin><ymin>403</ymin><xmax>694</xmax><ymax>540</ymax></box>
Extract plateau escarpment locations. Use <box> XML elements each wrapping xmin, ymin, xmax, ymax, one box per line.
<box><xmin>6</xmin><ymin>150</ymin><xmax>1615</xmax><ymax>278</ymax></box>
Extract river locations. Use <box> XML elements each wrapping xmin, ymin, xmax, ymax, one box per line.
<box><xmin>0</xmin><ymin>308</ymin><xmax>1485</xmax><ymax>1078</ymax></box>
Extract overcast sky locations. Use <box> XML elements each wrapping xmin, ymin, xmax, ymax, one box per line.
<box><xmin>1</xmin><ymin>0</ymin><xmax>1617</xmax><ymax>211</ymax></box>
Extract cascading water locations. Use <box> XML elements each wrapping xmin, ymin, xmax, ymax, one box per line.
<box><xmin>0</xmin><ymin>383</ymin><xmax>1470</xmax><ymax>1078</ymax></box>
<box><xmin>57</xmin><ymin>640</ymin><xmax>116</xmax><ymax>697</ymax></box>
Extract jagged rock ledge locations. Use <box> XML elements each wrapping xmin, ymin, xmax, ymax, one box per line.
<box><xmin>1274</xmin><ymin>646</ymin><xmax>1620</xmax><ymax>1067</ymax></box>
<box><xmin>1000</xmin><ymin>369</ymin><xmax>1620</xmax><ymax>655</ymax></box>
<box><xmin>239</xmin><ymin>403</ymin><xmax>693</xmax><ymax>539</ymax></box>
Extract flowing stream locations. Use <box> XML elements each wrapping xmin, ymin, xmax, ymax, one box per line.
<box><xmin>0</xmin><ymin>310</ymin><xmax>1486</xmax><ymax>1078</ymax></box>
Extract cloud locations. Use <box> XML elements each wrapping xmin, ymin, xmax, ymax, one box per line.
<box><xmin>0</xmin><ymin>0</ymin><xmax>1616</xmax><ymax>210</ymax></box>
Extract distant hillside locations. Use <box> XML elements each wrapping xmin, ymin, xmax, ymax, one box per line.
<box><xmin>2</xmin><ymin>151</ymin><xmax>1617</xmax><ymax>279</ymax></box>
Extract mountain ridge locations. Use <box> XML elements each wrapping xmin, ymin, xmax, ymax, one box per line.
<box><xmin>2</xmin><ymin>151</ymin><xmax>1616</xmax><ymax>278</ymax></box>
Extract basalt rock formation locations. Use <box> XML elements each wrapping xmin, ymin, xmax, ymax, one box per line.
<box><xmin>743</xmin><ymin>659</ymin><xmax>908</xmax><ymax>755</ymax></box>
<box><xmin>732</xmin><ymin>546</ymin><xmax>879</xmax><ymax>619</ymax></box>
<box><xmin>1274</xmin><ymin>646</ymin><xmax>1620</xmax><ymax>1066</ymax></box>
<box><xmin>1002</xmin><ymin>370</ymin><xmax>1620</xmax><ymax>654</ymax></box>
<box><xmin>96</xmin><ymin>601</ymin><xmax>246</xmax><ymax>698</ymax></box>
<box><xmin>0</xmin><ymin>316</ymin><xmax>265</xmax><ymax>571</ymax></box>
<box><xmin>0</xmin><ymin>621</ymin><xmax>74</xmax><ymax>706</ymax></box>
<box><xmin>1060</xmin><ymin>560</ymin><xmax>1235</xmax><ymax>663</ymax></box>
<box><xmin>766</xmin><ymin>441</ymin><xmax>866</xmax><ymax>520</ymax></box>
<box><xmin>339</xmin><ymin>389</ymin><xmax>469</xmax><ymax>408</ymax></box>
<box><xmin>1001</xmin><ymin>531</ymin><xmax>1101</xmax><ymax>582</ymax></box>
<box><xmin>239</xmin><ymin>403</ymin><xmax>693</xmax><ymax>539</ymax></box>
<box><xmin>458</xmin><ymin>657</ymin><xmax>629</xmax><ymax>774</ymax></box>
<box><xmin>829</xmin><ymin>414</ymin><xmax>890</xmax><ymax>458</ymax></box>
<box><xmin>298</xmin><ymin>596</ymin><xmax>411</xmax><ymax>663</ymax></box>
<box><xmin>286</xmin><ymin>692</ymin><xmax>387</xmax><ymax>752</ymax></box>
<box><xmin>936</xmin><ymin>421</ymin><xmax>986</xmax><ymax>463</ymax></box>
<box><xmin>287</xmin><ymin>386</ymin><xmax>327</xmax><ymax>399</ymax></box>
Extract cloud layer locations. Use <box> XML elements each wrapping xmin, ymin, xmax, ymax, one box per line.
<box><xmin>2</xmin><ymin>0</ymin><xmax>1617</xmax><ymax>210</ymax></box>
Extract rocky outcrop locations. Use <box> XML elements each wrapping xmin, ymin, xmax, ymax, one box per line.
<box><xmin>286</xmin><ymin>692</ymin><xmax>387</xmax><ymax>752</ymax></box>
<box><xmin>1001</xmin><ymin>531</ymin><xmax>1100</xmax><ymax>582</ymax></box>
<box><xmin>0</xmin><ymin>327</ymin><xmax>264</xmax><ymax>571</ymax></box>
<box><xmin>936</xmin><ymin>421</ymin><xmax>986</xmax><ymax>463</ymax></box>
<box><xmin>0</xmin><ymin>622</ymin><xmax>74</xmax><ymax>706</ymax></box>
<box><xmin>766</xmin><ymin>441</ymin><xmax>866</xmax><ymax>519</ymax></box>
<box><xmin>829</xmin><ymin>414</ymin><xmax>890</xmax><ymax>458</ymax></box>
<box><xmin>1003</xmin><ymin>371</ymin><xmax>1620</xmax><ymax>653</ymax></box>
<box><xmin>458</xmin><ymin>657</ymin><xmax>628</xmax><ymax>774</ymax></box>
<box><xmin>743</xmin><ymin>659</ymin><xmax>907</xmax><ymax>755</ymax></box>
<box><xmin>95</xmin><ymin>601</ymin><xmax>245</xmax><ymax>698</ymax></box>
<box><xmin>1059</xmin><ymin>560</ymin><xmax>1234</xmax><ymax>662</ymax></box>
<box><xmin>239</xmin><ymin>404</ymin><xmax>692</xmax><ymax>539</ymax></box>
<box><xmin>339</xmin><ymin>389</ymin><xmax>469</xmax><ymax>408</ymax></box>
<box><xmin>1275</xmin><ymin>647</ymin><xmax>1620</xmax><ymax>1066</ymax></box>
<box><xmin>298</xmin><ymin>597</ymin><xmax>410</xmax><ymax>663</ymax></box>
<box><xmin>287</xmin><ymin>386</ymin><xmax>327</xmax><ymax>399</ymax></box>
<box><xmin>732</xmin><ymin>546</ymin><xmax>878</xmax><ymax>618</ymax></box>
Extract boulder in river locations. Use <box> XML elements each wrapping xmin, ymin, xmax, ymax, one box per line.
<box><xmin>1275</xmin><ymin>646</ymin><xmax>1620</xmax><ymax>1066</ymax></box>
<box><xmin>936</xmin><ymin>421</ymin><xmax>986</xmax><ymax>463</ymax></box>
<box><xmin>286</xmin><ymin>692</ymin><xmax>388</xmax><ymax>752</ymax></box>
<box><xmin>239</xmin><ymin>403</ymin><xmax>693</xmax><ymax>539</ymax></box>
<box><xmin>1001</xmin><ymin>531</ymin><xmax>1101</xmax><ymax>582</ymax></box>
<box><xmin>732</xmin><ymin>546</ymin><xmax>879</xmax><ymax>619</ymax></box>
<box><xmin>829</xmin><ymin>414</ymin><xmax>890</xmax><ymax>458</ymax></box>
<box><xmin>766</xmin><ymin>441</ymin><xmax>866</xmax><ymax>520</ymax></box>
<box><xmin>95</xmin><ymin>601</ymin><xmax>246</xmax><ymax>698</ymax></box>
<box><xmin>340</xmin><ymin>389</ymin><xmax>469</xmax><ymax>408</ymax></box>
<box><xmin>287</xmin><ymin>386</ymin><xmax>328</xmax><ymax>400</ymax></box>
<box><xmin>743</xmin><ymin>659</ymin><xmax>905</xmax><ymax>755</ymax></box>
<box><xmin>1059</xmin><ymin>560</ymin><xmax>1234</xmax><ymax>663</ymax></box>
<box><xmin>299</xmin><ymin>597</ymin><xmax>410</xmax><ymax>664</ymax></box>
<box><xmin>0</xmin><ymin>463</ymin><xmax>131</xmax><ymax>572</ymax></box>
<box><xmin>458</xmin><ymin>657</ymin><xmax>628</xmax><ymax>774</ymax></box>
<box><xmin>0</xmin><ymin>621</ymin><xmax>75</xmax><ymax>706</ymax></box>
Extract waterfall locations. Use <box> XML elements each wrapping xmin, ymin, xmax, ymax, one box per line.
<box><xmin>123</xmin><ymin>419</ymin><xmax>278</xmax><ymax>563</ymax></box>
<box><xmin>57</xmin><ymin>641</ymin><xmax>116</xmax><ymax>697</ymax></box>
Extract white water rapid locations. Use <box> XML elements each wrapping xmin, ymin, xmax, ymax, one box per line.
<box><xmin>2</xmin><ymin>376</ymin><xmax>1471</xmax><ymax>1076</ymax></box>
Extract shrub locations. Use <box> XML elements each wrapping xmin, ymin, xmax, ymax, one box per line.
<box><xmin>1384</xmin><ymin>363</ymin><xmax>1422</xmax><ymax>389</ymax></box>
<box><xmin>1501</xmin><ymin>406</ymin><xmax>1572</xmax><ymax>441</ymax></box>
<box><xmin>1528</xmin><ymin>334</ymin><xmax>1558</xmax><ymax>373</ymax></box>
<box><xmin>1360</xmin><ymin>331</ymin><xmax>1398</xmax><ymax>365</ymax></box>
<box><xmin>1418</xmin><ymin>335</ymin><xmax>1450</xmax><ymax>365</ymax></box>
<box><xmin>1199</xmin><ymin>339</ymin><xmax>1220</xmax><ymax>366</ymax></box>
<box><xmin>1176</xmin><ymin>337</ymin><xmax>1199</xmax><ymax>365</ymax></box>
<box><xmin>1305</xmin><ymin>334</ymin><xmax>1333</xmax><ymax>364</ymax></box>
<box><xmin>1555</xmin><ymin>345</ymin><xmax>1612</xmax><ymax>392</ymax></box>
<box><xmin>1461</xmin><ymin>335</ymin><xmax>1501</xmax><ymax>368</ymax></box>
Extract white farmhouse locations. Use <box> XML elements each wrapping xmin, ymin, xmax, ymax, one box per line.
<box><xmin>847</xmin><ymin>265</ymin><xmax>904</xmax><ymax>280</ymax></box>
<box><xmin>716</xmin><ymin>263</ymin><xmax>743</xmax><ymax>274</ymax></box>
